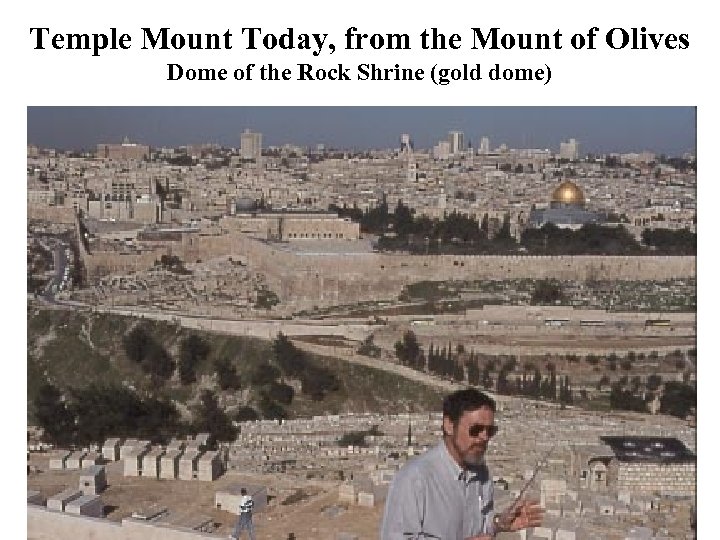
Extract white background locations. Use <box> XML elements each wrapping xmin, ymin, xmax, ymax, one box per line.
<box><xmin>6</xmin><ymin>1</ymin><xmax>713</xmax><ymax>536</ymax></box>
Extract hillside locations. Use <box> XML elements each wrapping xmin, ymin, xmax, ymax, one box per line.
<box><xmin>27</xmin><ymin>305</ymin><xmax>446</xmax><ymax>433</ymax></box>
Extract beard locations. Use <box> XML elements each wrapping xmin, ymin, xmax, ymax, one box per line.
<box><xmin>461</xmin><ymin>444</ymin><xmax>487</xmax><ymax>468</ymax></box>
<box><xmin>447</xmin><ymin>434</ymin><xmax>487</xmax><ymax>468</ymax></box>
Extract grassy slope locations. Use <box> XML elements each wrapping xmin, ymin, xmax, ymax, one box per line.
<box><xmin>27</xmin><ymin>306</ymin><xmax>445</xmax><ymax>422</ymax></box>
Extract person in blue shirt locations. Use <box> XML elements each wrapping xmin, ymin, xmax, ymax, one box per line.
<box><xmin>381</xmin><ymin>388</ymin><xmax>543</xmax><ymax>539</ymax></box>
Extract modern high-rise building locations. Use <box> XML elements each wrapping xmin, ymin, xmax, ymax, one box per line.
<box><xmin>448</xmin><ymin>131</ymin><xmax>465</xmax><ymax>156</ymax></box>
<box><xmin>240</xmin><ymin>129</ymin><xmax>262</xmax><ymax>162</ymax></box>
<box><xmin>400</xmin><ymin>133</ymin><xmax>413</xmax><ymax>153</ymax></box>
<box><xmin>559</xmin><ymin>138</ymin><xmax>579</xmax><ymax>161</ymax></box>
<box><xmin>479</xmin><ymin>136</ymin><xmax>490</xmax><ymax>154</ymax></box>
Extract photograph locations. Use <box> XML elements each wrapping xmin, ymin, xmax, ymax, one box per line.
<box><xmin>26</xmin><ymin>106</ymin><xmax>696</xmax><ymax>539</ymax></box>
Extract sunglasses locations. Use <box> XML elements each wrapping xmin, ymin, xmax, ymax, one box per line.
<box><xmin>468</xmin><ymin>424</ymin><xmax>499</xmax><ymax>438</ymax></box>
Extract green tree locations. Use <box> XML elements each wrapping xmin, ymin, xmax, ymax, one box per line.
<box><xmin>265</xmin><ymin>381</ymin><xmax>295</xmax><ymax>405</ymax></box>
<box><xmin>299</xmin><ymin>366</ymin><xmax>340</xmax><ymax>401</ymax></box>
<box><xmin>273</xmin><ymin>333</ymin><xmax>306</xmax><ymax>376</ymax></box>
<box><xmin>338</xmin><ymin>430</ymin><xmax>368</xmax><ymax>447</ymax></box>
<box><xmin>395</xmin><ymin>330</ymin><xmax>422</xmax><ymax>368</ymax></box>
<box><xmin>179</xmin><ymin>334</ymin><xmax>211</xmax><ymax>384</ymax></box>
<box><xmin>585</xmin><ymin>354</ymin><xmax>600</xmax><ymax>366</ymax></box>
<box><xmin>214</xmin><ymin>357</ymin><xmax>242</xmax><ymax>391</ymax></box>
<box><xmin>194</xmin><ymin>390</ymin><xmax>237</xmax><ymax>443</ymax></box>
<box><xmin>467</xmin><ymin>359</ymin><xmax>480</xmax><ymax>386</ymax></box>
<box><xmin>493</xmin><ymin>213</ymin><xmax>514</xmax><ymax>245</ymax></box>
<box><xmin>33</xmin><ymin>383</ymin><xmax>74</xmax><ymax>446</ymax></box>
<box><xmin>236</xmin><ymin>406</ymin><xmax>260</xmax><ymax>422</ymax></box>
<box><xmin>122</xmin><ymin>324</ymin><xmax>174</xmax><ymax>385</ymax></box>
<box><xmin>70</xmin><ymin>382</ymin><xmax>181</xmax><ymax>446</ymax></box>
<box><xmin>123</xmin><ymin>325</ymin><xmax>152</xmax><ymax>363</ymax></box>
<box><xmin>142</xmin><ymin>341</ymin><xmax>175</xmax><ymax>385</ymax></box>
<box><xmin>357</xmin><ymin>334</ymin><xmax>381</xmax><ymax>358</ymax></box>
<box><xmin>259</xmin><ymin>395</ymin><xmax>288</xmax><ymax>420</ymax></box>
<box><xmin>646</xmin><ymin>374</ymin><xmax>663</xmax><ymax>391</ymax></box>
<box><xmin>531</xmin><ymin>280</ymin><xmax>564</xmax><ymax>305</ymax></box>
<box><xmin>609</xmin><ymin>382</ymin><xmax>646</xmax><ymax>413</ymax></box>
<box><xmin>559</xmin><ymin>376</ymin><xmax>573</xmax><ymax>404</ymax></box>
<box><xmin>481</xmin><ymin>364</ymin><xmax>493</xmax><ymax>389</ymax></box>
<box><xmin>452</xmin><ymin>361</ymin><xmax>465</xmax><ymax>383</ymax></box>
<box><xmin>659</xmin><ymin>382</ymin><xmax>696</xmax><ymax>418</ymax></box>
<box><xmin>250</xmin><ymin>363</ymin><xmax>281</xmax><ymax>386</ymax></box>
<box><xmin>548</xmin><ymin>370</ymin><xmax>557</xmax><ymax>400</ymax></box>
<box><xmin>496</xmin><ymin>368</ymin><xmax>511</xmax><ymax>394</ymax></box>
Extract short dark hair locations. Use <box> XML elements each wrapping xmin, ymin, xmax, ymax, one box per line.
<box><xmin>240</xmin><ymin>488</ymin><xmax>247</xmax><ymax>495</ymax></box>
<box><xmin>442</xmin><ymin>388</ymin><xmax>496</xmax><ymax>426</ymax></box>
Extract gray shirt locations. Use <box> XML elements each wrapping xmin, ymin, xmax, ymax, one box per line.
<box><xmin>381</xmin><ymin>441</ymin><xmax>495</xmax><ymax>539</ymax></box>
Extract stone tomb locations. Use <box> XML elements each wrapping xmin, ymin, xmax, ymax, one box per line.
<box><xmin>65</xmin><ymin>494</ymin><xmax>104</xmax><ymax>517</ymax></box>
<box><xmin>159</xmin><ymin>449</ymin><xmax>183</xmax><ymax>480</ymax></box>
<box><xmin>47</xmin><ymin>488</ymin><xmax>83</xmax><ymax>512</ymax></box>
<box><xmin>49</xmin><ymin>451</ymin><xmax>71</xmax><ymax>470</ymax></box>
<box><xmin>102</xmin><ymin>438</ymin><xmax>122</xmax><ymax>461</ymax></box>
<box><xmin>197</xmin><ymin>451</ymin><xmax>222</xmax><ymax>481</ymax></box>
<box><xmin>27</xmin><ymin>490</ymin><xmax>46</xmax><ymax>506</ymax></box>
<box><xmin>178</xmin><ymin>450</ymin><xmax>200</xmax><ymax>480</ymax></box>
<box><xmin>142</xmin><ymin>446</ymin><xmax>165</xmax><ymax>479</ymax></box>
<box><xmin>79</xmin><ymin>464</ymin><xmax>107</xmax><ymax>495</ymax></box>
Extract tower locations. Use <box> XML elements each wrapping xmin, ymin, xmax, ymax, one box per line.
<box><xmin>559</xmin><ymin>138</ymin><xmax>579</xmax><ymax>161</ymax></box>
<box><xmin>448</xmin><ymin>131</ymin><xmax>465</xmax><ymax>156</ymax></box>
<box><xmin>240</xmin><ymin>129</ymin><xmax>262</xmax><ymax>162</ymax></box>
<box><xmin>479</xmin><ymin>136</ymin><xmax>490</xmax><ymax>154</ymax></box>
<box><xmin>400</xmin><ymin>133</ymin><xmax>413</xmax><ymax>154</ymax></box>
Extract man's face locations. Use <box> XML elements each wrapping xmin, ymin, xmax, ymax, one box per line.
<box><xmin>443</xmin><ymin>406</ymin><xmax>496</xmax><ymax>468</ymax></box>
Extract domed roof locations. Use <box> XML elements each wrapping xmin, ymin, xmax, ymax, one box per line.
<box><xmin>551</xmin><ymin>181</ymin><xmax>585</xmax><ymax>206</ymax></box>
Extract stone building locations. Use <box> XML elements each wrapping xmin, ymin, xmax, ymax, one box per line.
<box><xmin>527</xmin><ymin>180</ymin><xmax>604</xmax><ymax>229</ymax></box>
<box><xmin>225</xmin><ymin>211</ymin><xmax>360</xmax><ymax>241</ymax></box>
<box><xmin>96</xmin><ymin>140</ymin><xmax>150</xmax><ymax>161</ymax></box>
<box><xmin>571</xmin><ymin>436</ymin><xmax>695</xmax><ymax>497</ymax></box>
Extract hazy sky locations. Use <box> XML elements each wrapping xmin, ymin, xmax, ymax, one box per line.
<box><xmin>27</xmin><ymin>107</ymin><xmax>695</xmax><ymax>155</ymax></box>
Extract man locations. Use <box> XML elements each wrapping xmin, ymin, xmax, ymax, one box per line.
<box><xmin>380</xmin><ymin>388</ymin><xmax>543</xmax><ymax>539</ymax></box>
<box><xmin>229</xmin><ymin>487</ymin><xmax>255</xmax><ymax>540</ymax></box>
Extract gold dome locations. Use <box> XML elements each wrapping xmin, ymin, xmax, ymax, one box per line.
<box><xmin>551</xmin><ymin>181</ymin><xmax>585</xmax><ymax>205</ymax></box>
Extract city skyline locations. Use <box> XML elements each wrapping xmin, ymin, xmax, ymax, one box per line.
<box><xmin>27</xmin><ymin>106</ymin><xmax>696</xmax><ymax>156</ymax></box>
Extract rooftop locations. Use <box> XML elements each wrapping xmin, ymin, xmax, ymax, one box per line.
<box><xmin>599</xmin><ymin>436</ymin><xmax>695</xmax><ymax>464</ymax></box>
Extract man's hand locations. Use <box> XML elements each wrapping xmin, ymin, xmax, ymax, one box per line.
<box><xmin>497</xmin><ymin>499</ymin><xmax>544</xmax><ymax>532</ymax></box>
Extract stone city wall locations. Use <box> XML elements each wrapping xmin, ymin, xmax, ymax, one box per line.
<box><xmin>79</xmin><ymin>230</ymin><xmax>264</xmax><ymax>280</ymax></box>
<box><xmin>616</xmin><ymin>462</ymin><xmax>696</xmax><ymax>496</ymax></box>
<box><xmin>245</xmin><ymin>246</ymin><xmax>696</xmax><ymax>310</ymax></box>
<box><xmin>78</xmin><ymin>229</ymin><xmax>696</xmax><ymax>308</ymax></box>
